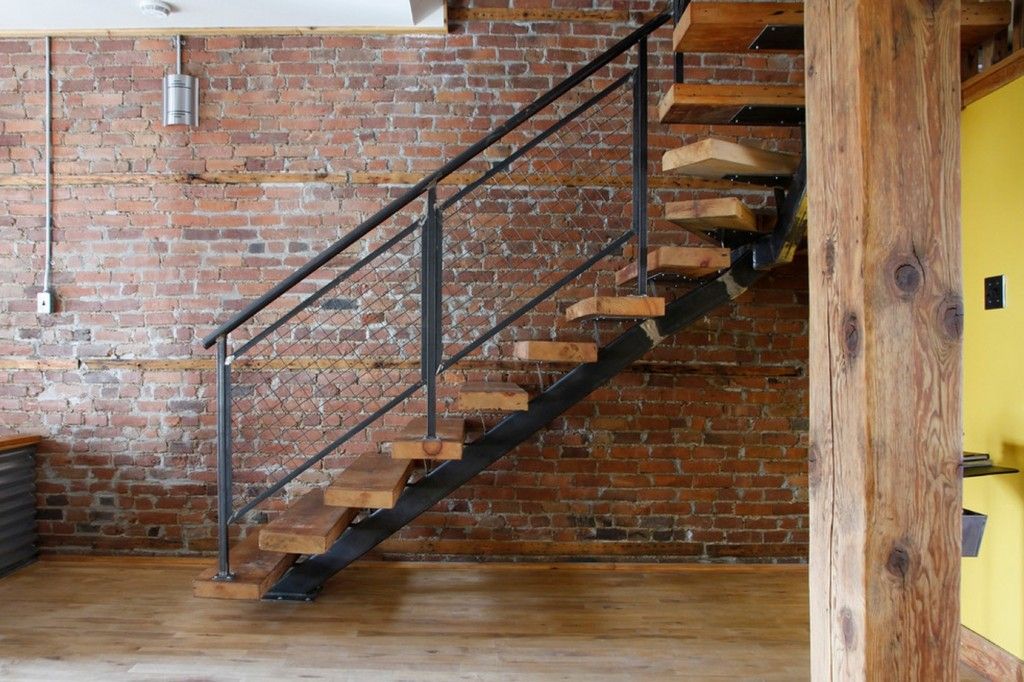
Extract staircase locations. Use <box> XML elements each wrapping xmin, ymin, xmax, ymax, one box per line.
<box><xmin>193</xmin><ymin>1</ymin><xmax>1005</xmax><ymax>602</ymax></box>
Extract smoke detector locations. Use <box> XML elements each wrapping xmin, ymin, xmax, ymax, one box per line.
<box><xmin>139</xmin><ymin>1</ymin><xmax>173</xmax><ymax>18</ymax></box>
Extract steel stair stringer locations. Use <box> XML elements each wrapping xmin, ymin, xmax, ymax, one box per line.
<box><xmin>263</xmin><ymin>158</ymin><xmax>808</xmax><ymax>602</ymax></box>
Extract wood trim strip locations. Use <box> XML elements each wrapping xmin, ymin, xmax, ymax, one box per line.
<box><xmin>0</xmin><ymin>435</ymin><xmax>43</xmax><ymax>453</ymax></box>
<box><xmin>374</xmin><ymin>538</ymin><xmax>807</xmax><ymax>559</ymax></box>
<box><xmin>3</xmin><ymin>356</ymin><xmax>801</xmax><ymax>377</ymax></box>
<box><xmin>0</xmin><ymin>171</ymin><xmax>761</xmax><ymax>192</ymax></box>
<box><xmin>960</xmin><ymin>625</ymin><xmax>1024</xmax><ymax>681</ymax></box>
<box><xmin>963</xmin><ymin>48</ymin><xmax>1024</xmax><ymax>107</ymax></box>
<box><xmin>35</xmin><ymin>552</ymin><xmax>805</xmax><ymax>573</ymax></box>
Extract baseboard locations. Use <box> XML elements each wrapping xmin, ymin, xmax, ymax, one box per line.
<box><xmin>961</xmin><ymin>625</ymin><xmax>1024</xmax><ymax>682</ymax></box>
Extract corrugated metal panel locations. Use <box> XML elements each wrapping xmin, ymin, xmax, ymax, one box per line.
<box><xmin>0</xmin><ymin>445</ymin><xmax>37</xmax><ymax>577</ymax></box>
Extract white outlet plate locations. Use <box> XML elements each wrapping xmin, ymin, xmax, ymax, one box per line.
<box><xmin>36</xmin><ymin>291</ymin><xmax>53</xmax><ymax>314</ymax></box>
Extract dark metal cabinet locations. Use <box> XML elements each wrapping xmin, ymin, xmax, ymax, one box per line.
<box><xmin>0</xmin><ymin>436</ymin><xmax>41</xmax><ymax>577</ymax></box>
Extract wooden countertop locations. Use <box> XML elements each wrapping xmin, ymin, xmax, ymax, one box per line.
<box><xmin>0</xmin><ymin>435</ymin><xmax>43</xmax><ymax>453</ymax></box>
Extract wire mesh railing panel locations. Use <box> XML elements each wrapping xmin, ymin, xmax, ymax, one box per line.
<box><xmin>437</xmin><ymin>65</ymin><xmax>638</xmax><ymax>364</ymax></box>
<box><xmin>225</xmin><ymin>214</ymin><xmax>424</xmax><ymax>517</ymax></box>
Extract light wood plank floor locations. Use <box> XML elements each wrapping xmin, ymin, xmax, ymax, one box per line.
<box><xmin>0</xmin><ymin>557</ymin><xmax>984</xmax><ymax>681</ymax></box>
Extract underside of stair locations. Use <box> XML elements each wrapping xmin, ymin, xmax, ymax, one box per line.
<box><xmin>259</xmin><ymin>489</ymin><xmax>357</xmax><ymax>555</ymax></box>
<box><xmin>391</xmin><ymin>417</ymin><xmax>466</xmax><ymax>461</ymax></box>
<box><xmin>325</xmin><ymin>453</ymin><xmax>413</xmax><ymax>509</ymax></box>
<box><xmin>193</xmin><ymin>534</ymin><xmax>296</xmax><ymax>600</ymax></box>
<box><xmin>457</xmin><ymin>381</ymin><xmax>529</xmax><ymax>412</ymax></box>
<box><xmin>513</xmin><ymin>340</ymin><xmax>599</xmax><ymax>363</ymax></box>
<box><xmin>671</xmin><ymin>1</ymin><xmax>1010</xmax><ymax>54</ymax></box>
<box><xmin>615</xmin><ymin>246</ymin><xmax>732</xmax><ymax>285</ymax></box>
<box><xmin>565</xmin><ymin>296</ymin><xmax>665</xmax><ymax>322</ymax></box>
<box><xmin>663</xmin><ymin>138</ymin><xmax>801</xmax><ymax>181</ymax></box>
<box><xmin>658</xmin><ymin>84</ymin><xmax>805</xmax><ymax>125</ymax></box>
<box><xmin>664</xmin><ymin>197</ymin><xmax>762</xmax><ymax>234</ymax></box>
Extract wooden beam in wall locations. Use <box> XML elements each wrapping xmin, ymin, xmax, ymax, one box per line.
<box><xmin>1</xmin><ymin>356</ymin><xmax>802</xmax><ymax>378</ymax></box>
<box><xmin>0</xmin><ymin>170</ymin><xmax>763</xmax><ymax>193</ymax></box>
<box><xmin>805</xmin><ymin>0</ymin><xmax>962</xmax><ymax>678</ymax></box>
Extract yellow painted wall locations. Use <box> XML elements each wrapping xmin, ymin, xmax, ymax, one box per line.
<box><xmin>961</xmin><ymin>74</ymin><xmax>1024</xmax><ymax>659</ymax></box>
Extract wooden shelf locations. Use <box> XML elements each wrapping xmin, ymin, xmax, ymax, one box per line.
<box><xmin>963</xmin><ymin>465</ymin><xmax>1019</xmax><ymax>478</ymax></box>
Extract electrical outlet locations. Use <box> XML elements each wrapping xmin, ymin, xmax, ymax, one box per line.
<box><xmin>36</xmin><ymin>291</ymin><xmax>53</xmax><ymax>315</ymax></box>
<box><xmin>984</xmin><ymin>275</ymin><xmax>1006</xmax><ymax>310</ymax></box>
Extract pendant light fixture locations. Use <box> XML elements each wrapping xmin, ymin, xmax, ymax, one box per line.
<box><xmin>163</xmin><ymin>35</ymin><xmax>198</xmax><ymax>127</ymax></box>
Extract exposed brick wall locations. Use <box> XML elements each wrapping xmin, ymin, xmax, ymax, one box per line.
<box><xmin>0</xmin><ymin>0</ymin><xmax>809</xmax><ymax>561</ymax></box>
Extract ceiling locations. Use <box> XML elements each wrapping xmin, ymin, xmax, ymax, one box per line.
<box><xmin>0</xmin><ymin>0</ymin><xmax>447</xmax><ymax>36</ymax></box>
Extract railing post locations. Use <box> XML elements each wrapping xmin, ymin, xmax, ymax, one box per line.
<box><xmin>214</xmin><ymin>335</ymin><xmax>234</xmax><ymax>581</ymax></box>
<box><xmin>673</xmin><ymin>0</ymin><xmax>689</xmax><ymax>83</ymax></box>
<box><xmin>632</xmin><ymin>38</ymin><xmax>650</xmax><ymax>296</ymax></box>
<box><xmin>422</xmin><ymin>187</ymin><xmax>442</xmax><ymax>439</ymax></box>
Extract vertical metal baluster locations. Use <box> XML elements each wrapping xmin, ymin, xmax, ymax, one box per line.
<box><xmin>422</xmin><ymin>188</ymin><xmax>442</xmax><ymax>440</ymax></box>
<box><xmin>632</xmin><ymin>38</ymin><xmax>650</xmax><ymax>296</ymax></box>
<box><xmin>673</xmin><ymin>0</ymin><xmax>689</xmax><ymax>83</ymax></box>
<box><xmin>214</xmin><ymin>335</ymin><xmax>234</xmax><ymax>581</ymax></box>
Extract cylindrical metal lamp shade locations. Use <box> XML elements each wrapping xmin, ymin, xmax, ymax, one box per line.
<box><xmin>163</xmin><ymin>73</ymin><xmax>198</xmax><ymax>127</ymax></box>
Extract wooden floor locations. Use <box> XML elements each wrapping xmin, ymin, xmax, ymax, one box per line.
<box><xmin>0</xmin><ymin>557</ymin><xmax>985</xmax><ymax>681</ymax></box>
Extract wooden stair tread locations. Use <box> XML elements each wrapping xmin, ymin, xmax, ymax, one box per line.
<box><xmin>658</xmin><ymin>83</ymin><xmax>805</xmax><ymax>125</ymax></box>
<box><xmin>662</xmin><ymin>138</ymin><xmax>800</xmax><ymax>179</ymax></box>
<box><xmin>457</xmin><ymin>381</ymin><xmax>529</xmax><ymax>412</ymax></box>
<box><xmin>671</xmin><ymin>2</ymin><xmax>1010</xmax><ymax>53</ymax></box>
<box><xmin>193</xmin><ymin>534</ymin><xmax>296</xmax><ymax>600</ymax></box>
<box><xmin>961</xmin><ymin>2</ymin><xmax>1013</xmax><ymax>49</ymax></box>
<box><xmin>673</xmin><ymin>2</ymin><xmax>805</xmax><ymax>54</ymax></box>
<box><xmin>325</xmin><ymin>454</ymin><xmax>413</xmax><ymax>509</ymax></box>
<box><xmin>391</xmin><ymin>417</ymin><xmax>466</xmax><ymax>461</ymax></box>
<box><xmin>512</xmin><ymin>340</ymin><xmax>598</xmax><ymax>363</ymax></box>
<box><xmin>615</xmin><ymin>246</ymin><xmax>732</xmax><ymax>286</ymax></box>
<box><xmin>565</xmin><ymin>296</ymin><xmax>666</xmax><ymax>322</ymax></box>
<box><xmin>259</xmin><ymin>489</ymin><xmax>357</xmax><ymax>555</ymax></box>
<box><xmin>664</xmin><ymin>197</ymin><xmax>761</xmax><ymax>234</ymax></box>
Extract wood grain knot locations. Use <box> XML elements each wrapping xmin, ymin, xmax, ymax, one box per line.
<box><xmin>840</xmin><ymin>607</ymin><xmax>856</xmax><ymax>649</ymax></box>
<box><xmin>886</xmin><ymin>544</ymin><xmax>911</xmax><ymax>580</ymax></box>
<box><xmin>894</xmin><ymin>263</ymin><xmax>922</xmax><ymax>294</ymax></box>
<box><xmin>941</xmin><ymin>300</ymin><xmax>964</xmax><ymax>340</ymax></box>
<box><xmin>843</xmin><ymin>314</ymin><xmax>860</xmax><ymax>357</ymax></box>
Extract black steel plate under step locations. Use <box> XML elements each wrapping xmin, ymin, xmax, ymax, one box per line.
<box><xmin>723</xmin><ymin>174</ymin><xmax>792</xmax><ymax>188</ymax></box>
<box><xmin>749</xmin><ymin>25</ymin><xmax>805</xmax><ymax>52</ymax></box>
<box><xmin>730</xmin><ymin>105</ymin><xmax>805</xmax><ymax>127</ymax></box>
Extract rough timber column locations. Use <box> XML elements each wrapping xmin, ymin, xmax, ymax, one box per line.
<box><xmin>805</xmin><ymin>0</ymin><xmax>963</xmax><ymax>678</ymax></box>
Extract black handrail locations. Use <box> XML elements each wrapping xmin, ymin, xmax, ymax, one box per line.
<box><xmin>201</xmin><ymin>10</ymin><xmax>671</xmax><ymax>349</ymax></box>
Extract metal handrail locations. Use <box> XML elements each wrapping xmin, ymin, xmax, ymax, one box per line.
<box><xmin>206</xmin><ymin>10</ymin><xmax>671</xmax><ymax>581</ymax></box>
<box><xmin>201</xmin><ymin>10</ymin><xmax>670</xmax><ymax>350</ymax></box>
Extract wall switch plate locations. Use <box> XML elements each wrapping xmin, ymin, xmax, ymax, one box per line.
<box><xmin>36</xmin><ymin>291</ymin><xmax>53</xmax><ymax>315</ymax></box>
<box><xmin>984</xmin><ymin>275</ymin><xmax>1006</xmax><ymax>310</ymax></box>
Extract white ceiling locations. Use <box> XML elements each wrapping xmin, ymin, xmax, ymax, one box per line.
<box><xmin>0</xmin><ymin>0</ymin><xmax>447</xmax><ymax>34</ymax></box>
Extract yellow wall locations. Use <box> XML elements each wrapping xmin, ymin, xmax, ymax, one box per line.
<box><xmin>961</xmin><ymin>74</ymin><xmax>1024</xmax><ymax>659</ymax></box>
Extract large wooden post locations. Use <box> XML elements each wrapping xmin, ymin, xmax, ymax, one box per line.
<box><xmin>805</xmin><ymin>0</ymin><xmax>963</xmax><ymax>678</ymax></box>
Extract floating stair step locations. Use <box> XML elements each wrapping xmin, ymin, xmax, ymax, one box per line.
<box><xmin>615</xmin><ymin>246</ymin><xmax>732</xmax><ymax>286</ymax></box>
<box><xmin>671</xmin><ymin>2</ymin><xmax>1009</xmax><ymax>54</ymax></box>
<box><xmin>391</xmin><ymin>417</ymin><xmax>466</xmax><ymax>461</ymax></box>
<box><xmin>664</xmin><ymin>197</ymin><xmax>761</xmax><ymax>234</ymax></box>
<box><xmin>193</xmin><ymin>534</ymin><xmax>296</xmax><ymax>600</ymax></box>
<box><xmin>259</xmin><ymin>489</ymin><xmax>357</xmax><ymax>555</ymax></box>
<box><xmin>325</xmin><ymin>453</ymin><xmax>413</xmax><ymax>510</ymax></box>
<box><xmin>513</xmin><ymin>340</ymin><xmax>599</xmax><ymax>363</ymax></box>
<box><xmin>658</xmin><ymin>84</ymin><xmax>805</xmax><ymax>125</ymax></box>
<box><xmin>663</xmin><ymin>138</ymin><xmax>801</xmax><ymax>180</ymax></box>
<box><xmin>673</xmin><ymin>2</ymin><xmax>805</xmax><ymax>54</ymax></box>
<box><xmin>565</xmin><ymin>296</ymin><xmax>666</xmax><ymax>322</ymax></box>
<box><xmin>962</xmin><ymin>2</ymin><xmax>1013</xmax><ymax>49</ymax></box>
<box><xmin>457</xmin><ymin>381</ymin><xmax>529</xmax><ymax>412</ymax></box>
